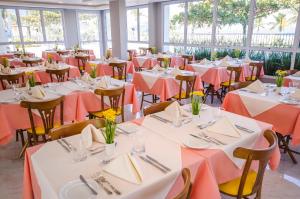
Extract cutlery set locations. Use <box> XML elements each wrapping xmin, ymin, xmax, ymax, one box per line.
<box><xmin>150</xmin><ymin>114</ymin><xmax>172</xmax><ymax>123</ymax></box>
<box><xmin>138</xmin><ymin>155</ymin><xmax>171</xmax><ymax>174</ymax></box>
<box><xmin>90</xmin><ymin>172</ymin><xmax>122</xmax><ymax>196</ymax></box>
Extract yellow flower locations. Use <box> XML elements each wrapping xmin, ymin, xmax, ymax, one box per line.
<box><xmin>190</xmin><ymin>91</ymin><xmax>204</xmax><ymax>97</ymax></box>
<box><xmin>275</xmin><ymin>70</ymin><xmax>287</xmax><ymax>76</ymax></box>
<box><xmin>102</xmin><ymin>109</ymin><xmax>116</xmax><ymax>122</ymax></box>
<box><xmin>25</xmin><ymin>71</ymin><xmax>34</xmax><ymax>76</ymax></box>
<box><xmin>47</xmin><ymin>54</ymin><xmax>53</xmax><ymax>59</ymax></box>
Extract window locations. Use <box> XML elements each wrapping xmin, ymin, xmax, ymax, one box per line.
<box><xmin>127</xmin><ymin>7</ymin><xmax>149</xmax><ymax>50</ymax></box>
<box><xmin>78</xmin><ymin>12</ymin><xmax>101</xmax><ymax>57</ymax></box>
<box><xmin>19</xmin><ymin>9</ymin><xmax>43</xmax><ymax>42</ymax></box>
<box><xmin>216</xmin><ymin>0</ymin><xmax>250</xmax><ymax>47</ymax></box>
<box><xmin>104</xmin><ymin>11</ymin><xmax>112</xmax><ymax>49</ymax></box>
<box><xmin>43</xmin><ymin>10</ymin><xmax>64</xmax><ymax>42</ymax></box>
<box><xmin>163</xmin><ymin>3</ymin><xmax>185</xmax><ymax>44</ymax></box>
<box><xmin>187</xmin><ymin>0</ymin><xmax>213</xmax><ymax>45</ymax></box>
<box><xmin>0</xmin><ymin>8</ymin><xmax>20</xmax><ymax>43</ymax></box>
<box><xmin>252</xmin><ymin>0</ymin><xmax>300</xmax><ymax>48</ymax></box>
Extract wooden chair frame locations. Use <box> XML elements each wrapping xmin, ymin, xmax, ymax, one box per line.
<box><xmin>248</xmin><ymin>62</ymin><xmax>263</xmax><ymax>81</ymax></box>
<box><xmin>0</xmin><ymin>72</ymin><xmax>25</xmax><ymax>90</ymax></box>
<box><xmin>109</xmin><ymin>62</ymin><xmax>127</xmax><ymax>81</ymax></box>
<box><xmin>157</xmin><ymin>57</ymin><xmax>172</xmax><ymax>68</ymax></box>
<box><xmin>23</xmin><ymin>59</ymin><xmax>43</xmax><ymax>67</ymax></box>
<box><xmin>221</xmin><ymin>66</ymin><xmax>243</xmax><ymax>98</ymax></box>
<box><xmin>174</xmin><ymin>168</ymin><xmax>192</xmax><ymax>199</ymax></box>
<box><xmin>174</xmin><ymin>75</ymin><xmax>196</xmax><ymax>102</ymax></box>
<box><xmin>143</xmin><ymin>101</ymin><xmax>174</xmax><ymax>116</ymax></box>
<box><xmin>75</xmin><ymin>55</ymin><xmax>89</xmax><ymax>74</ymax></box>
<box><xmin>46</xmin><ymin>68</ymin><xmax>70</xmax><ymax>82</ymax></box>
<box><xmin>181</xmin><ymin>55</ymin><xmax>193</xmax><ymax>70</ymax></box>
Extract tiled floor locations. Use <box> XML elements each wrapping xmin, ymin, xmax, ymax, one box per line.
<box><xmin>0</xmin><ymin>92</ymin><xmax>300</xmax><ymax>199</ymax></box>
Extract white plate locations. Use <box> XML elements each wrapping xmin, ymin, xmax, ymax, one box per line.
<box><xmin>182</xmin><ymin>135</ymin><xmax>211</xmax><ymax>149</ymax></box>
<box><xmin>59</xmin><ymin>179</ymin><xmax>99</xmax><ymax>199</ymax></box>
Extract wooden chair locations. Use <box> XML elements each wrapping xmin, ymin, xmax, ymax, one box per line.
<box><xmin>89</xmin><ymin>87</ymin><xmax>125</xmax><ymax>122</ymax></box>
<box><xmin>76</xmin><ymin>49</ymin><xmax>90</xmax><ymax>54</ymax></box>
<box><xmin>173</xmin><ymin>168</ymin><xmax>192</xmax><ymax>199</ymax></box>
<box><xmin>221</xmin><ymin>66</ymin><xmax>243</xmax><ymax>98</ymax></box>
<box><xmin>49</xmin><ymin>119</ymin><xmax>105</xmax><ymax>140</ymax></box>
<box><xmin>139</xmin><ymin>47</ymin><xmax>151</xmax><ymax>56</ymax></box>
<box><xmin>57</xmin><ymin>50</ymin><xmax>69</xmax><ymax>56</ymax></box>
<box><xmin>127</xmin><ymin>50</ymin><xmax>136</xmax><ymax>61</ymax></box>
<box><xmin>245</xmin><ymin>62</ymin><xmax>263</xmax><ymax>81</ymax></box>
<box><xmin>157</xmin><ymin>57</ymin><xmax>171</xmax><ymax>68</ymax></box>
<box><xmin>0</xmin><ymin>72</ymin><xmax>25</xmax><ymax>90</ymax></box>
<box><xmin>75</xmin><ymin>55</ymin><xmax>89</xmax><ymax>74</ymax></box>
<box><xmin>23</xmin><ymin>58</ymin><xmax>43</xmax><ymax>67</ymax></box>
<box><xmin>276</xmin><ymin>132</ymin><xmax>299</xmax><ymax>164</ymax></box>
<box><xmin>19</xmin><ymin>96</ymin><xmax>64</xmax><ymax>157</ymax></box>
<box><xmin>230</xmin><ymin>81</ymin><xmax>253</xmax><ymax>91</ymax></box>
<box><xmin>143</xmin><ymin>101</ymin><xmax>174</xmax><ymax>116</ymax></box>
<box><xmin>181</xmin><ymin>55</ymin><xmax>193</xmax><ymax>70</ymax></box>
<box><xmin>46</xmin><ymin>68</ymin><xmax>70</xmax><ymax>82</ymax></box>
<box><xmin>109</xmin><ymin>62</ymin><xmax>127</xmax><ymax>81</ymax></box>
<box><xmin>219</xmin><ymin>130</ymin><xmax>277</xmax><ymax>199</ymax></box>
<box><xmin>172</xmin><ymin>75</ymin><xmax>196</xmax><ymax>102</ymax></box>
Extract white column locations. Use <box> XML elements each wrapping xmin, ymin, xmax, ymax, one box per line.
<box><xmin>211</xmin><ymin>0</ymin><xmax>219</xmax><ymax>56</ymax></box>
<box><xmin>245</xmin><ymin>0</ymin><xmax>256</xmax><ymax>58</ymax></box>
<box><xmin>291</xmin><ymin>8</ymin><xmax>300</xmax><ymax>69</ymax></box>
<box><xmin>109</xmin><ymin>0</ymin><xmax>128</xmax><ymax>59</ymax></box>
<box><xmin>63</xmin><ymin>9</ymin><xmax>80</xmax><ymax>49</ymax></box>
<box><xmin>149</xmin><ymin>2</ymin><xmax>163</xmax><ymax>52</ymax></box>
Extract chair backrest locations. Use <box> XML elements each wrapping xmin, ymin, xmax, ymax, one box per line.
<box><xmin>46</xmin><ymin>68</ymin><xmax>70</xmax><ymax>82</ymax></box>
<box><xmin>157</xmin><ymin>57</ymin><xmax>172</xmax><ymax>67</ymax></box>
<box><xmin>181</xmin><ymin>55</ymin><xmax>193</xmax><ymax>67</ymax></box>
<box><xmin>109</xmin><ymin>62</ymin><xmax>127</xmax><ymax>81</ymax></box>
<box><xmin>76</xmin><ymin>49</ymin><xmax>90</xmax><ymax>54</ymax></box>
<box><xmin>230</xmin><ymin>81</ymin><xmax>252</xmax><ymax>91</ymax></box>
<box><xmin>49</xmin><ymin>119</ymin><xmax>105</xmax><ymax>140</ymax></box>
<box><xmin>0</xmin><ymin>72</ymin><xmax>25</xmax><ymax>90</ymax></box>
<box><xmin>139</xmin><ymin>47</ymin><xmax>151</xmax><ymax>56</ymax></box>
<box><xmin>57</xmin><ymin>50</ymin><xmax>69</xmax><ymax>56</ymax></box>
<box><xmin>175</xmin><ymin>75</ymin><xmax>196</xmax><ymax>101</ymax></box>
<box><xmin>20</xmin><ymin>96</ymin><xmax>64</xmax><ymax>138</ymax></box>
<box><xmin>127</xmin><ymin>50</ymin><xmax>136</xmax><ymax>61</ymax></box>
<box><xmin>233</xmin><ymin>130</ymin><xmax>277</xmax><ymax>198</ymax></box>
<box><xmin>227</xmin><ymin>66</ymin><xmax>242</xmax><ymax>89</ymax></box>
<box><xmin>249</xmin><ymin>62</ymin><xmax>263</xmax><ymax>81</ymax></box>
<box><xmin>143</xmin><ymin>101</ymin><xmax>174</xmax><ymax>116</ymax></box>
<box><xmin>173</xmin><ymin>168</ymin><xmax>192</xmax><ymax>199</ymax></box>
<box><xmin>94</xmin><ymin>87</ymin><xmax>125</xmax><ymax>113</ymax></box>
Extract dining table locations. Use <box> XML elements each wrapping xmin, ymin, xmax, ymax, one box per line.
<box><xmin>132</xmin><ymin>54</ymin><xmax>185</xmax><ymax>69</ymax></box>
<box><xmin>62</xmin><ymin>51</ymin><xmax>96</xmax><ymax>66</ymax></box>
<box><xmin>85</xmin><ymin>60</ymin><xmax>135</xmax><ymax>77</ymax></box>
<box><xmin>132</xmin><ymin>68</ymin><xmax>203</xmax><ymax>102</ymax></box>
<box><xmin>185</xmin><ymin>59</ymin><xmax>264</xmax><ymax>90</ymax></box>
<box><xmin>0</xmin><ymin>77</ymin><xmax>140</xmax><ymax>145</ymax></box>
<box><xmin>0</xmin><ymin>64</ymin><xmax>81</xmax><ymax>90</ymax></box>
<box><xmin>223</xmin><ymin>85</ymin><xmax>300</xmax><ymax>146</ymax></box>
<box><xmin>284</xmin><ymin>74</ymin><xmax>300</xmax><ymax>87</ymax></box>
<box><xmin>23</xmin><ymin>104</ymin><xmax>280</xmax><ymax>199</ymax></box>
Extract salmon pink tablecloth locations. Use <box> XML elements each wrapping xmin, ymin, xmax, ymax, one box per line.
<box><xmin>42</xmin><ymin>51</ymin><xmax>62</xmax><ymax>62</ymax></box>
<box><xmin>223</xmin><ymin>91</ymin><xmax>300</xmax><ymax>146</ymax></box>
<box><xmin>0</xmin><ymin>82</ymin><xmax>139</xmax><ymax>145</ymax></box>
<box><xmin>132</xmin><ymin>56</ymin><xmax>184</xmax><ymax>69</ymax></box>
<box><xmin>132</xmin><ymin>71</ymin><xmax>203</xmax><ymax>101</ymax></box>
<box><xmin>0</xmin><ymin>53</ymin><xmax>15</xmax><ymax>59</ymax></box>
<box><xmin>85</xmin><ymin>61</ymin><xmax>135</xmax><ymax>77</ymax></box>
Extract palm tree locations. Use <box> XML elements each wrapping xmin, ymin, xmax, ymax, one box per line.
<box><xmin>270</xmin><ymin>13</ymin><xmax>288</xmax><ymax>32</ymax></box>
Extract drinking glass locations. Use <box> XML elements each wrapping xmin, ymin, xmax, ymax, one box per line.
<box><xmin>131</xmin><ymin>131</ymin><xmax>146</xmax><ymax>154</ymax></box>
<box><xmin>213</xmin><ymin>107</ymin><xmax>225</xmax><ymax>120</ymax></box>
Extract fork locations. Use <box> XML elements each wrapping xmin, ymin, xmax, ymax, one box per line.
<box><xmin>98</xmin><ymin>176</ymin><xmax>121</xmax><ymax>195</ymax></box>
<box><xmin>200</xmin><ymin>132</ymin><xmax>225</xmax><ymax>145</ymax></box>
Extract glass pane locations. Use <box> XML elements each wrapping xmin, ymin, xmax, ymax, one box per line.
<box><xmin>127</xmin><ymin>9</ymin><xmax>138</xmax><ymax>41</ymax></box>
<box><xmin>187</xmin><ymin>0</ymin><xmax>213</xmax><ymax>45</ymax></box>
<box><xmin>43</xmin><ymin>10</ymin><xmax>64</xmax><ymax>41</ymax></box>
<box><xmin>216</xmin><ymin>0</ymin><xmax>250</xmax><ymax>47</ymax></box>
<box><xmin>105</xmin><ymin>11</ymin><xmax>111</xmax><ymax>41</ymax></box>
<box><xmin>186</xmin><ymin>47</ymin><xmax>211</xmax><ymax>60</ymax></box>
<box><xmin>19</xmin><ymin>9</ymin><xmax>43</xmax><ymax>42</ymax></box>
<box><xmin>295</xmin><ymin>52</ymin><xmax>300</xmax><ymax>70</ymax></box>
<box><xmin>24</xmin><ymin>43</ymin><xmax>64</xmax><ymax>57</ymax></box>
<box><xmin>163</xmin><ymin>45</ymin><xmax>185</xmax><ymax>53</ymax></box>
<box><xmin>107</xmin><ymin>41</ymin><xmax>112</xmax><ymax>49</ymax></box>
<box><xmin>139</xmin><ymin>8</ymin><xmax>149</xmax><ymax>42</ymax></box>
<box><xmin>252</xmin><ymin>0</ymin><xmax>300</xmax><ymax>48</ymax></box>
<box><xmin>0</xmin><ymin>9</ymin><xmax>20</xmax><ymax>42</ymax></box>
<box><xmin>163</xmin><ymin>3</ymin><xmax>185</xmax><ymax>43</ymax></box>
<box><xmin>128</xmin><ymin>42</ymin><xmax>148</xmax><ymax>51</ymax></box>
<box><xmin>0</xmin><ymin>44</ymin><xmax>20</xmax><ymax>53</ymax></box>
<box><xmin>81</xmin><ymin>42</ymin><xmax>100</xmax><ymax>58</ymax></box>
<box><xmin>78</xmin><ymin>13</ymin><xmax>100</xmax><ymax>42</ymax></box>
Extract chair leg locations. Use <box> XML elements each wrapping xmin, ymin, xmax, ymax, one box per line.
<box><xmin>140</xmin><ymin>92</ymin><xmax>145</xmax><ymax>110</ymax></box>
<box><xmin>277</xmin><ymin>133</ymin><xmax>298</xmax><ymax>164</ymax></box>
<box><xmin>19</xmin><ymin>130</ymin><xmax>25</xmax><ymax>146</ymax></box>
<box><xmin>16</xmin><ymin>130</ymin><xmax>19</xmax><ymax>142</ymax></box>
<box><xmin>19</xmin><ymin>140</ymin><xmax>29</xmax><ymax>159</ymax></box>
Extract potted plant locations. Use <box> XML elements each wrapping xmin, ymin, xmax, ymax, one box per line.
<box><xmin>89</xmin><ymin>64</ymin><xmax>97</xmax><ymax>79</ymax></box>
<box><xmin>102</xmin><ymin>109</ymin><xmax>117</xmax><ymax>159</ymax></box>
<box><xmin>26</xmin><ymin>71</ymin><xmax>36</xmax><ymax>88</ymax></box>
<box><xmin>190</xmin><ymin>91</ymin><xmax>204</xmax><ymax>119</ymax></box>
<box><xmin>275</xmin><ymin>70</ymin><xmax>287</xmax><ymax>87</ymax></box>
<box><xmin>47</xmin><ymin>54</ymin><xmax>53</xmax><ymax>64</ymax></box>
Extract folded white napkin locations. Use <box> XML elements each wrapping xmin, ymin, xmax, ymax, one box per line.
<box><xmin>290</xmin><ymin>89</ymin><xmax>300</xmax><ymax>100</ymax></box>
<box><xmin>45</xmin><ymin>62</ymin><xmax>59</xmax><ymax>69</ymax></box>
<box><xmin>164</xmin><ymin>101</ymin><xmax>189</xmax><ymax>122</ymax></box>
<box><xmin>31</xmin><ymin>86</ymin><xmax>46</xmax><ymax>99</ymax></box>
<box><xmin>221</xmin><ymin>55</ymin><xmax>233</xmax><ymax>61</ymax></box>
<box><xmin>97</xmin><ymin>76</ymin><xmax>110</xmax><ymax>88</ymax></box>
<box><xmin>81</xmin><ymin>72</ymin><xmax>91</xmax><ymax>82</ymax></box>
<box><xmin>217</xmin><ymin>60</ymin><xmax>230</xmax><ymax>67</ymax></box>
<box><xmin>1</xmin><ymin>67</ymin><xmax>12</xmax><ymax>74</ymax></box>
<box><xmin>0</xmin><ymin>64</ymin><xmax>4</xmax><ymax>70</ymax></box>
<box><xmin>245</xmin><ymin>80</ymin><xmax>265</xmax><ymax>93</ymax></box>
<box><xmin>81</xmin><ymin>124</ymin><xmax>105</xmax><ymax>149</ymax></box>
<box><xmin>199</xmin><ymin>58</ymin><xmax>211</xmax><ymax>65</ymax></box>
<box><xmin>207</xmin><ymin>117</ymin><xmax>240</xmax><ymax>138</ymax></box>
<box><xmin>292</xmin><ymin>71</ymin><xmax>300</xmax><ymax>77</ymax></box>
<box><xmin>103</xmin><ymin>153</ymin><xmax>143</xmax><ymax>184</ymax></box>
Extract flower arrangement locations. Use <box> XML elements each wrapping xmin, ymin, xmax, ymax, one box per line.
<box><xmin>26</xmin><ymin>72</ymin><xmax>36</xmax><ymax>87</ymax></box>
<box><xmin>211</xmin><ymin>51</ymin><xmax>217</xmax><ymax>61</ymax></box>
<box><xmin>163</xmin><ymin>57</ymin><xmax>170</xmax><ymax>69</ymax></box>
<box><xmin>2</xmin><ymin>58</ymin><xmax>9</xmax><ymax>68</ymax></box>
<box><xmin>190</xmin><ymin>91</ymin><xmax>204</xmax><ymax>115</ymax></box>
<box><xmin>102</xmin><ymin>109</ymin><xmax>117</xmax><ymax>144</ymax></box>
<box><xmin>47</xmin><ymin>54</ymin><xmax>53</xmax><ymax>64</ymax></box>
<box><xmin>275</xmin><ymin>70</ymin><xmax>287</xmax><ymax>87</ymax></box>
<box><xmin>150</xmin><ymin>47</ymin><xmax>157</xmax><ymax>54</ymax></box>
<box><xmin>105</xmin><ymin>49</ymin><xmax>112</xmax><ymax>59</ymax></box>
<box><xmin>89</xmin><ymin>64</ymin><xmax>97</xmax><ymax>79</ymax></box>
<box><xmin>74</xmin><ymin>44</ymin><xmax>80</xmax><ymax>52</ymax></box>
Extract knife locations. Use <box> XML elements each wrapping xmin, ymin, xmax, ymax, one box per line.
<box><xmin>79</xmin><ymin>175</ymin><xmax>98</xmax><ymax>195</ymax></box>
<box><xmin>235</xmin><ymin>124</ymin><xmax>255</xmax><ymax>134</ymax></box>
<box><xmin>57</xmin><ymin>139</ymin><xmax>70</xmax><ymax>152</ymax></box>
<box><xmin>139</xmin><ymin>156</ymin><xmax>168</xmax><ymax>173</ymax></box>
<box><xmin>146</xmin><ymin>155</ymin><xmax>171</xmax><ymax>172</ymax></box>
<box><xmin>61</xmin><ymin>138</ymin><xmax>73</xmax><ymax>151</ymax></box>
